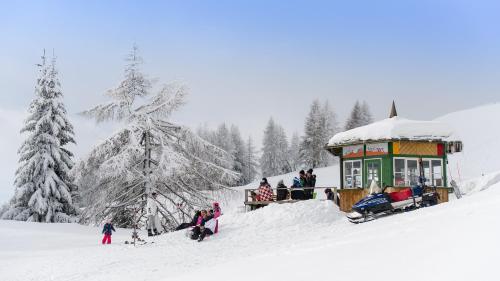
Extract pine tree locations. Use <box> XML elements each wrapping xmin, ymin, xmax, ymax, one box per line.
<box><xmin>230</xmin><ymin>125</ymin><xmax>246</xmax><ymax>184</ymax></box>
<box><xmin>345</xmin><ymin>101</ymin><xmax>363</xmax><ymax>130</ymax></box>
<box><xmin>241</xmin><ymin>136</ymin><xmax>259</xmax><ymax>184</ymax></box>
<box><xmin>75</xmin><ymin>45</ymin><xmax>238</xmax><ymax>228</ymax></box>
<box><xmin>360</xmin><ymin>101</ymin><xmax>373</xmax><ymax>125</ymax></box>
<box><xmin>2</xmin><ymin>52</ymin><xmax>78</xmax><ymax>222</ymax></box>
<box><xmin>300</xmin><ymin>100</ymin><xmax>338</xmax><ymax>168</ymax></box>
<box><xmin>320</xmin><ymin>100</ymin><xmax>338</xmax><ymax>165</ymax></box>
<box><xmin>260</xmin><ymin>118</ymin><xmax>291</xmax><ymax>177</ymax></box>
<box><xmin>345</xmin><ymin>100</ymin><xmax>373</xmax><ymax>130</ymax></box>
<box><xmin>289</xmin><ymin>132</ymin><xmax>301</xmax><ymax>171</ymax></box>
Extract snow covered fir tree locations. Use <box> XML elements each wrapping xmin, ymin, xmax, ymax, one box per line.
<box><xmin>260</xmin><ymin>118</ymin><xmax>292</xmax><ymax>177</ymax></box>
<box><xmin>74</xmin><ymin>45</ymin><xmax>238</xmax><ymax>229</ymax></box>
<box><xmin>1</xmin><ymin>52</ymin><xmax>78</xmax><ymax>223</ymax></box>
<box><xmin>197</xmin><ymin>123</ymin><xmax>259</xmax><ymax>185</ymax></box>
<box><xmin>299</xmin><ymin>100</ymin><xmax>338</xmax><ymax>168</ymax></box>
<box><xmin>344</xmin><ymin>100</ymin><xmax>373</xmax><ymax>130</ymax></box>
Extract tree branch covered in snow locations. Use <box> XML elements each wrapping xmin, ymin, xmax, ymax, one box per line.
<box><xmin>74</xmin><ymin>46</ymin><xmax>238</xmax><ymax>229</ymax></box>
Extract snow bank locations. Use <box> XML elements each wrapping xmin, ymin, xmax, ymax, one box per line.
<box><xmin>328</xmin><ymin>116</ymin><xmax>454</xmax><ymax>146</ymax></box>
<box><xmin>458</xmin><ymin>170</ymin><xmax>500</xmax><ymax>195</ymax></box>
<box><xmin>2</xmin><ymin>180</ymin><xmax>500</xmax><ymax>281</ymax></box>
<box><xmin>436</xmin><ymin>103</ymin><xmax>500</xmax><ymax>180</ymax></box>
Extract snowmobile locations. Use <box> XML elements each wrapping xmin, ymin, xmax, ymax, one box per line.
<box><xmin>346</xmin><ymin>179</ymin><xmax>439</xmax><ymax>224</ymax></box>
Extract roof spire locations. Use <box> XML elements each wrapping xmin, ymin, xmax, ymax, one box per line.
<box><xmin>389</xmin><ymin>100</ymin><xmax>398</xmax><ymax>118</ymax></box>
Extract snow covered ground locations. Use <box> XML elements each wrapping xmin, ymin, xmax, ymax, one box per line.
<box><xmin>2</xmin><ymin>103</ymin><xmax>500</xmax><ymax>281</ymax></box>
<box><xmin>1</xmin><ymin>171</ymin><xmax>500</xmax><ymax>281</ymax></box>
<box><xmin>437</xmin><ymin>102</ymin><xmax>500</xmax><ymax>180</ymax></box>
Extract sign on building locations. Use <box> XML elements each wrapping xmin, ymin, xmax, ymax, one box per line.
<box><xmin>343</xmin><ymin>144</ymin><xmax>363</xmax><ymax>158</ymax></box>
<box><xmin>366</xmin><ymin>142</ymin><xmax>388</xmax><ymax>156</ymax></box>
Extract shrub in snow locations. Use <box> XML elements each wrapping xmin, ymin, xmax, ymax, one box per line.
<box><xmin>1</xmin><ymin>53</ymin><xmax>78</xmax><ymax>223</ymax></box>
<box><xmin>75</xmin><ymin>45</ymin><xmax>238</xmax><ymax>229</ymax></box>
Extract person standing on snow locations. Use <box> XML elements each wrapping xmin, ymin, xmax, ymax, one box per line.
<box><xmin>212</xmin><ymin>202</ymin><xmax>221</xmax><ymax>218</ymax></box>
<box><xmin>304</xmin><ymin>169</ymin><xmax>316</xmax><ymax>199</ymax></box>
<box><xmin>146</xmin><ymin>192</ymin><xmax>161</xmax><ymax>236</ymax></box>
<box><xmin>101</xmin><ymin>220</ymin><xmax>116</xmax><ymax>244</ymax></box>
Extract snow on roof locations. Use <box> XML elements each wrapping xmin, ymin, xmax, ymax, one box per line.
<box><xmin>328</xmin><ymin>117</ymin><xmax>455</xmax><ymax>146</ymax></box>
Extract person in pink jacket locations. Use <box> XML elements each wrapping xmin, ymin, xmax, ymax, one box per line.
<box><xmin>213</xmin><ymin>202</ymin><xmax>221</xmax><ymax>218</ymax></box>
<box><xmin>212</xmin><ymin>202</ymin><xmax>221</xmax><ymax>233</ymax></box>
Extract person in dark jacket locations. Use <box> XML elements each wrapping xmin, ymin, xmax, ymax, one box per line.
<box><xmin>276</xmin><ymin>180</ymin><xmax>289</xmax><ymax>201</ymax></box>
<box><xmin>175</xmin><ymin>210</ymin><xmax>201</xmax><ymax>231</ymax></box>
<box><xmin>190</xmin><ymin>210</ymin><xmax>214</xmax><ymax>240</ymax></box>
<box><xmin>101</xmin><ymin>221</ymin><xmax>116</xmax><ymax>244</ymax></box>
<box><xmin>324</xmin><ymin>188</ymin><xmax>334</xmax><ymax>200</ymax></box>
<box><xmin>303</xmin><ymin>169</ymin><xmax>315</xmax><ymax>200</ymax></box>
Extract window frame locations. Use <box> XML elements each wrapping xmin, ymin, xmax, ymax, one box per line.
<box><xmin>343</xmin><ymin>159</ymin><xmax>363</xmax><ymax>189</ymax></box>
<box><xmin>422</xmin><ymin>158</ymin><xmax>444</xmax><ymax>186</ymax></box>
<box><xmin>393</xmin><ymin>157</ymin><xmax>444</xmax><ymax>187</ymax></box>
<box><xmin>365</xmin><ymin>158</ymin><xmax>383</xmax><ymax>188</ymax></box>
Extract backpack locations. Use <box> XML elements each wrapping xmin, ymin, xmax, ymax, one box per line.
<box><xmin>292</xmin><ymin>177</ymin><xmax>302</xmax><ymax>187</ymax></box>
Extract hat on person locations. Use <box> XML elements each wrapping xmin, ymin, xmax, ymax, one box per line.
<box><xmin>260</xmin><ymin>178</ymin><xmax>268</xmax><ymax>185</ymax></box>
<box><xmin>213</xmin><ymin>202</ymin><xmax>219</xmax><ymax>207</ymax></box>
<box><xmin>307</xmin><ymin>169</ymin><xmax>314</xmax><ymax>174</ymax></box>
<box><xmin>299</xmin><ymin>170</ymin><xmax>305</xmax><ymax>175</ymax></box>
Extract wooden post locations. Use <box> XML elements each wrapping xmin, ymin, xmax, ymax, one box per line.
<box><xmin>333</xmin><ymin>187</ymin><xmax>338</xmax><ymax>206</ymax></box>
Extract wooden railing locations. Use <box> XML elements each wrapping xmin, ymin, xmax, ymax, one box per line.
<box><xmin>243</xmin><ymin>187</ymin><xmax>339</xmax><ymax>211</ymax></box>
<box><xmin>244</xmin><ymin>186</ymin><xmax>451</xmax><ymax>212</ymax></box>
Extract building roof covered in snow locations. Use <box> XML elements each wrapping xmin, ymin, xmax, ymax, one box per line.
<box><xmin>328</xmin><ymin>116</ymin><xmax>455</xmax><ymax>147</ymax></box>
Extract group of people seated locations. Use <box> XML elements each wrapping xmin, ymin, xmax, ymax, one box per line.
<box><xmin>175</xmin><ymin>202</ymin><xmax>221</xmax><ymax>242</ymax></box>
<box><xmin>251</xmin><ymin>169</ymin><xmax>318</xmax><ymax>202</ymax></box>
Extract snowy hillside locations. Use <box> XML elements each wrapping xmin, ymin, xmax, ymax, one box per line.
<box><xmin>436</xmin><ymin>103</ymin><xmax>500</xmax><ymax>180</ymax></box>
<box><xmin>1</xmin><ymin>172</ymin><xmax>500</xmax><ymax>281</ymax></box>
<box><xmin>2</xmin><ymin>103</ymin><xmax>500</xmax><ymax>281</ymax></box>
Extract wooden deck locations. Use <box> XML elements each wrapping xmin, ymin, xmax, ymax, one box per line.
<box><xmin>244</xmin><ymin>187</ymin><xmax>337</xmax><ymax>211</ymax></box>
<box><xmin>244</xmin><ymin>186</ymin><xmax>451</xmax><ymax>212</ymax></box>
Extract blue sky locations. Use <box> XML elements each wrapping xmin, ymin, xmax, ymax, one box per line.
<box><xmin>1</xmin><ymin>0</ymin><xmax>500</xmax><ymax>201</ymax></box>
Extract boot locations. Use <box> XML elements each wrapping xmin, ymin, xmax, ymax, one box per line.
<box><xmin>153</xmin><ymin>229</ymin><xmax>160</xmax><ymax>236</ymax></box>
<box><xmin>147</xmin><ymin>229</ymin><xmax>153</xmax><ymax>237</ymax></box>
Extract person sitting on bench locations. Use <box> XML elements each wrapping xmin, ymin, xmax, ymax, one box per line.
<box><xmin>256</xmin><ymin>178</ymin><xmax>273</xmax><ymax>201</ymax></box>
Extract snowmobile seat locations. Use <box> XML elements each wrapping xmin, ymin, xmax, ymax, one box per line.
<box><xmin>388</xmin><ymin>188</ymin><xmax>412</xmax><ymax>202</ymax></box>
<box><xmin>411</xmin><ymin>186</ymin><xmax>424</xmax><ymax>197</ymax></box>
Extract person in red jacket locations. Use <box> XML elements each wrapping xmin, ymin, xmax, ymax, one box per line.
<box><xmin>256</xmin><ymin>178</ymin><xmax>273</xmax><ymax>201</ymax></box>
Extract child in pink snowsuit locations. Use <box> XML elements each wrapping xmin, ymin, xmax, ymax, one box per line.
<box><xmin>102</xmin><ymin>222</ymin><xmax>116</xmax><ymax>244</ymax></box>
<box><xmin>212</xmin><ymin>202</ymin><xmax>221</xmax><ymax>233</ymax></box>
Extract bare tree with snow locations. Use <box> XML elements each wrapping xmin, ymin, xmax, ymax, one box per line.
<box><xmin>74</xmin><ymin>45</ymin><xmax>238</xmax><ymax>229</ymax></box>
<box><xmin>2</xmin><ymin>52</ymin><xmax>78</xmax><ymax>223</ymax></box>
